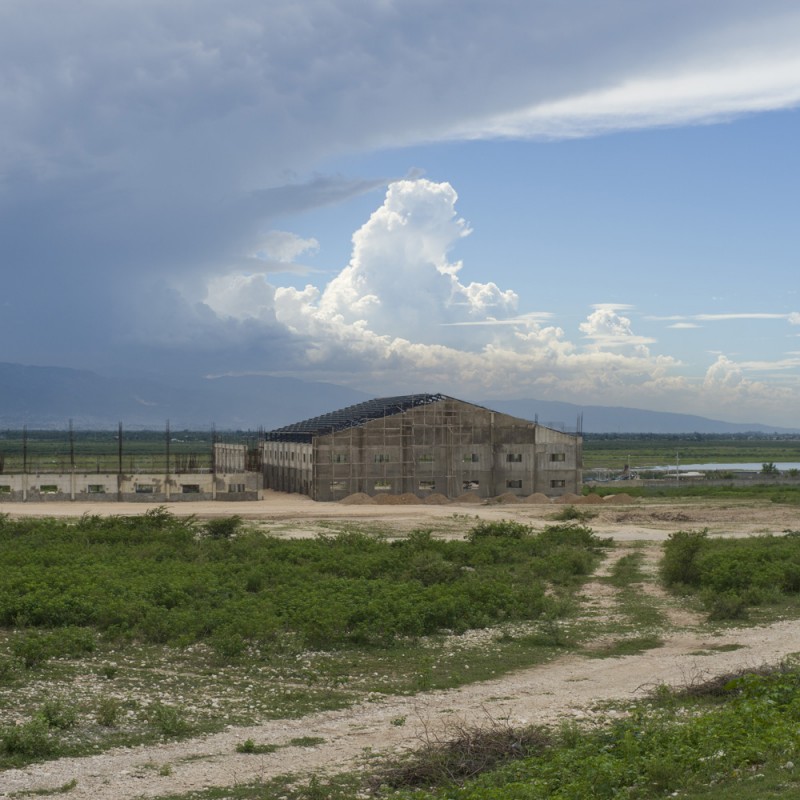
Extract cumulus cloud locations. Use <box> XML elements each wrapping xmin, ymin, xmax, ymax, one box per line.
<box><xmin>314</xmin><ymin>180</ymin><xmax>517</xmax><ymax>344</ymax></box>
<box><xmin>203</xmin><ymin>179</ymin><xmax>688</xmax><ymax>403</ymax></box>
<box><xmin>579</xmin><ymin>307</ymin><xmax>656</xmax><ymax>353</ymax></box>
<box><xmin>199</xmin><ymin>177</ymin><xmax>800</xmax><ymax>425</ymax></box>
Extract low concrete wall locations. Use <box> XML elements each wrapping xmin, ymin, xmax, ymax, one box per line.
<box><xmin>0</xmin><ymin>471</ymin><xmax>262</xmax><ymax>502</ymax></box>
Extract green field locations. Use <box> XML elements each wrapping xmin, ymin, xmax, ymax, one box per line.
<box><xmin>2</xmin><ymin>429</ymin><xmax>799</xmax><ymax>475</ymax></box>
<box><xmin>583</xmin><ymin>433</ymin><xmax>800</xmax><ymax>470</ymax></box>
<box><xmin>0</xmin><ymin>429</ymin><xmax>249</xmax><ymax>474</ymax></box>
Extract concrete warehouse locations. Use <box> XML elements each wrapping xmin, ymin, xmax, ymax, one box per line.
<box><xmin>261</xmin><ymin>394</ymin><xmax>582</xmax><ymax>501</ymax></box>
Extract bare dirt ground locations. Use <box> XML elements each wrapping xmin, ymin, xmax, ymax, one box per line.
<box><xmin>2</xmin><ymin>494</ymin><xmax>800</xmax><ymax>799</ymax></box>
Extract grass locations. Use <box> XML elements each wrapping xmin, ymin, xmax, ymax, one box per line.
<box><xmin>8</xmin><ymin>514</ymin><xmax>800</xmax><ymax>797</ymax></box>
<box><xmin>574</xmin><ymin>547</ymin><xmax>670</xmax><ymax>661</ymax></box>
<box><xmin>118</xmin><ymin>664</ymin><xmax>800</xmax><ymax>800</ymax></box>
<box><xmin>236</xmin><ymin>738</ymin><xmax>279</xmax><ymax>754</ymax></box>
<box><xmin>0</xmin><ymin>513</ymin><xmax>609</xmax><ymax>769</ymax></box>
<box><xmin>584</xmin><ymin>634</ymin><xmax>664</xmax><ymax>659</ymax></box>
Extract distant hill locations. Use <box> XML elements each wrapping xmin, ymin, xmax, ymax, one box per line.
<box><xmin>1</xmin><ymin>362</ymin><xmax>796</xmax><ymax>433</ymax></box>
<box><xmin>0</xmin><ymin>363</ymin><xmax>370</xmax><ymax>429</ymax></box>
<box><xmin>487</xmin><ymin>398</ymin><xmax>799</xmax><ymax>435</ymax></box>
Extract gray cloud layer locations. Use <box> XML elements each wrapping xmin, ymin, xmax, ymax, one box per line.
<box><xmin>2</xmin><ymin>1</ymin><xmax>799</xmax><ymax>419</ymax></box>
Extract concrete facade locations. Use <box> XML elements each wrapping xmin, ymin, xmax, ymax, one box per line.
<box><xmin>0</xmin><ymin>444</ymin><xmax>261</xmax><ymax>502</ymax></box>
<box><xmin>262</xmin><ymin>395</ymin><xmax>581</xmax><ymax>501</ymax></box>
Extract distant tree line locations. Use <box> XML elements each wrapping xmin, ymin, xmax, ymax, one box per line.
<box><xmin>583</xmin><ymin>432</ymin><xmax>799</xmax><ymax>442</ymax></box>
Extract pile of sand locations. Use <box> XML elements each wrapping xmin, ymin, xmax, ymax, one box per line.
<box><xmin>552</xmin><ymin>493</ymin><xmax>582</xmax><ymax>504</ymax></box>
<box><xmin>339</xmin><ymin>493</ymin><xmax>376</xmax><ymax>505</ymax></box>
<box><xmin>523</xmin><ymin>493</ymin><xmax>551</xmax><ymax>504</ymax></box>
<box><xmin>454</xmin><ymin>493</ymin><xmax>482</xmax><ymax>503</ymax></box>
<box><xmin>488</xmin><ymin>492</ymin><xmax>524</xmax><ymax>504</ymax></box>
<box><xmin>423</xmin><ymin>493</ymin><xmax>451</xmax><ymax>505</ymax></box>
<box><xmin>396</xmin><ymin>493</ymin><xmax>423</xmax><ymax>505</ymax></box>
<box><xmin>603</xmin><ymin>493</ymin><xmax>634</xmax><ymax>504</ymax></box>
<box><xmin>581</xmin><ymin>493</ymin><xmax>604</xmax><ymax>504</ymax></box>
<box><xmin>374</xmin><ymin>493</ymin><xmax>423</xmax><ymax>505</ymax></box>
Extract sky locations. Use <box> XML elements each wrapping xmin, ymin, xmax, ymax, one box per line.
<box><xmin>2</xmin><ymin>1</ymin><xmax>800</xmax><ymax>427</ymax></box>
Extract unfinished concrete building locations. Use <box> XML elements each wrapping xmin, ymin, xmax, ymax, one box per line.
<box><xmin>261</xmin><ymin>394</ymin><xmax>581</xmax><ymax>501</ymax></box>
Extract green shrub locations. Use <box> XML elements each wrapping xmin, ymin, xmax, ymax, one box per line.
<box><xmin>0</xmin><ymin>718</ymin><xmax>57</xmax><ymax>758</ymax></box>
<box><xmin>95</xmin><ymin>697</ymin><xmax>121</xmax><ymax>728</ymax></box>
<box><xmin>236</xmin><ymin>738</ymin><xmax>279</xmax><ymax>754</ymax></box>
<box><xmin>39</xmin><ymin>698</ymin><xmax>78</xmax><ymax>730</ymax></box>
<box><xmin>11</xmin><ymin>633</ymin><xmax>50</xmax><ymax>669</ymax></box>
<box><xmin>0</xmin><ymin>513</ymin><xmax>604</xmax><ymax>653</ymax></box>
<box><xmin>467</xmin><ymin>520</ymin><xmax>532</xmax><ymax>541</ymax></box>
<box><xmin>204</xmin><ymin>515</ymin><xmax>242</xmax><ymax>539</ymax></box>
<box><xmin>703</xmin><ymin>590</ymin><xmax>749</xmax><ymax>621</ymax></box>
<box><xmin>661</xmin><ymin>529</ymin><xmax>708</xmax><ymax>587</ymax></box>
<box><xmin>147</xmin><ymin>702</ymin><xmax>189</xmax><ymax>737</ymax></box>
<box><xmin>211</xmin><ymin>630</ymin><xmax>247</xmax><ymax>661</ymax></box>
<box><xmin>0</xmin><ymin>657</ymin><xmax>16</xmax><ymax>683</ymax></box>
<box><xmin>550</xmin><ymin>505</ymin><xmax>596</xmax><ymax>522</ymax></box>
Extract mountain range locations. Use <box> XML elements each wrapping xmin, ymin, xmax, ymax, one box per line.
<box><xmin>0</xmin><ymin>362</ymin><xmax>796</xmax><ymax>434</ymax></box>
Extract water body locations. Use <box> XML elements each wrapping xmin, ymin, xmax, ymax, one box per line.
<box><xmin>645</xmin><ymin>462</ymin><xmax>800</xmax><ymax>472</ymax></box>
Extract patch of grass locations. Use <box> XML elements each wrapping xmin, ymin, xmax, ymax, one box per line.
<box><xmin>287</xmin><ymin>735</ymin><xmax>325</xmax><ymax>747</ymax></box>
<box><xmin>549</xmin><ymin>505</ymin><xmax>596</xmax><ymax>522</ymax></box>
<box><xmin>147</xmin><ymin>702</ymin><xmax>190</xmax><ymax>737</ymax></box>
<box><xmin>39</xmin><ymin>697</ymin><xmax>78</xmax><ymax>730</ymax></box>
<box><xmin>584</xmin><ymin>634</ymin><xmax>664</xmax><ymax>659</ymax></box>
<box><xmin>95</xmin><ymin>696</ymin><xmax>121</xmax><ymax>727</ymax></box>
<box><xmin>607</xmin><ymin>551</ymin><xmax>647</xmax><ymax>588</ymax></box>
<box><xmin>235</xmin><ymin>738</ymin><xmax>279</xmax><ymax>754</ymax></box>
<box><xmin>17</xmin><ymin>778</ymin><xmax>79</xmax><ymax>796</ymax></box>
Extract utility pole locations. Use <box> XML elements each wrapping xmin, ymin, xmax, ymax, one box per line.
<box><xmin>165</xmin><ymin>420</ymin><xmax>171</xmax><ymax>500</ymax></box>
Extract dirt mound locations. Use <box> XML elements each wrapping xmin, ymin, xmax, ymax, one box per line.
<box><xmin>603</xmin><ymin>493</ymin><xmax>634</xmax><ymax>504</ymax></box>
<box><xmin>552</xmin><ymin>493</ymin><xmax>582</xmax><ymax>504</ymax></box>
<box><xmin>374</xmin><ymin>493</ymin><xmax>402</xmax><ymax>505</ymax></box>
<box><xmin>396</xmin><ymin>493</ymin><xmax>423</xmax><ymax>505</ymax></box>
<box><xmin>423</xmin><ymin>493</ymin><xmax>451</xmax><ymax>505</ymax></box>
<box><xmin>339</xmin><ymin>493</ymin><xmax>376</xmax><ymax>505</ymax></box>
<box><xmin>581</xmin><ymin>493</ymin><xmax>604</xmax><ymax>504</ymax></box>
<box><xmin>454</xmin><ymin>493</ymin><xmax>482</xmax><ymax>503</ymax></box>
<box><xmin>488</xmin><ymin>493</ymin><xmax>523</xmax><ymax>504</ymax></box>
<box><xmin>523</xmin><ymin>493</ymin><xmax>551</xmax><ymax>504</ymax></box>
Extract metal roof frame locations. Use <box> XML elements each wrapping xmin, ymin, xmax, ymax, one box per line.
<box><xmin>263</xmin><ymin>393</ymin><xmax>449</xmax><ymax>443</ymax></box>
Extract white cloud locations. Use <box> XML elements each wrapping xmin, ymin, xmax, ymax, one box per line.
<box><xmin>195</xmin><ymin>178</ymin><xmax>800</xmax><ymax>425</ymax></box>
<box><xmin>203</xmin><ymin>179</ymin><xmax>687</xmax><ymax>401</ymax></box>
<box><xmin>476</xmin><ymin>51</ymin><xmax>800</xmax><ymax>139</ymax></box>
<box><xmin>694</xmin><ymin>312</ymin><xmax>797</xmax><ymax>321</ymax></box>
<box><xmin>251</xmin><ymin>231</ymin><xmax>319</xmax><ymax>268</ymax></box>
<box><xmin>579</xmin><ymin>307</ymin><xmax>656</xmax><ymax>353</ymax></box>
<box><xmin>315</xmin><ymin>179</ymin><xmax>517</xmax><ymax>345</ymax></box>
<box><xmin>205</xmin><ymin>274</ymin><xmax>277</xmax><ymax>321</ymax></box>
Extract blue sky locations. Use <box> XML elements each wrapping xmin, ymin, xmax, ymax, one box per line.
<box><xmin>2</xmin><ymin>1</ymin><xmax>800</xmax><ymax>426</ymax></box>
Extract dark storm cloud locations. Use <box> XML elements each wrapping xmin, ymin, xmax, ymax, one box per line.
<box><xmin>1</xmin><ymin>0</ymin><xmax>798</xmax><ymax>373</ymax></box>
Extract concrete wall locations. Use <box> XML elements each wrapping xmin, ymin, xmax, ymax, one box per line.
<box><xmin>0</xmin><ymin>470</ymin><xmax>262</xmax><ymax>502</ymax></box>
<box><xmin>213</xmin><ymin>443</ymin><xmax>248</xmax><ymax>473</ymax></box>
<box><xmin>263</xmin><ymin>398</ymin><xmax>581</xmax><ymax>501</ymax></box>
<box><xmin>260</xmin><ymin>442</ymin><xmax>313</xmax><ymax>495</ymax></box>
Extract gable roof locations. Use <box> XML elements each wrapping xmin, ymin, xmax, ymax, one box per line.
<box><xmin>264</xmin><ymin>393</ymin><xmax>450</xmax><ymax>443</ymax></box>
